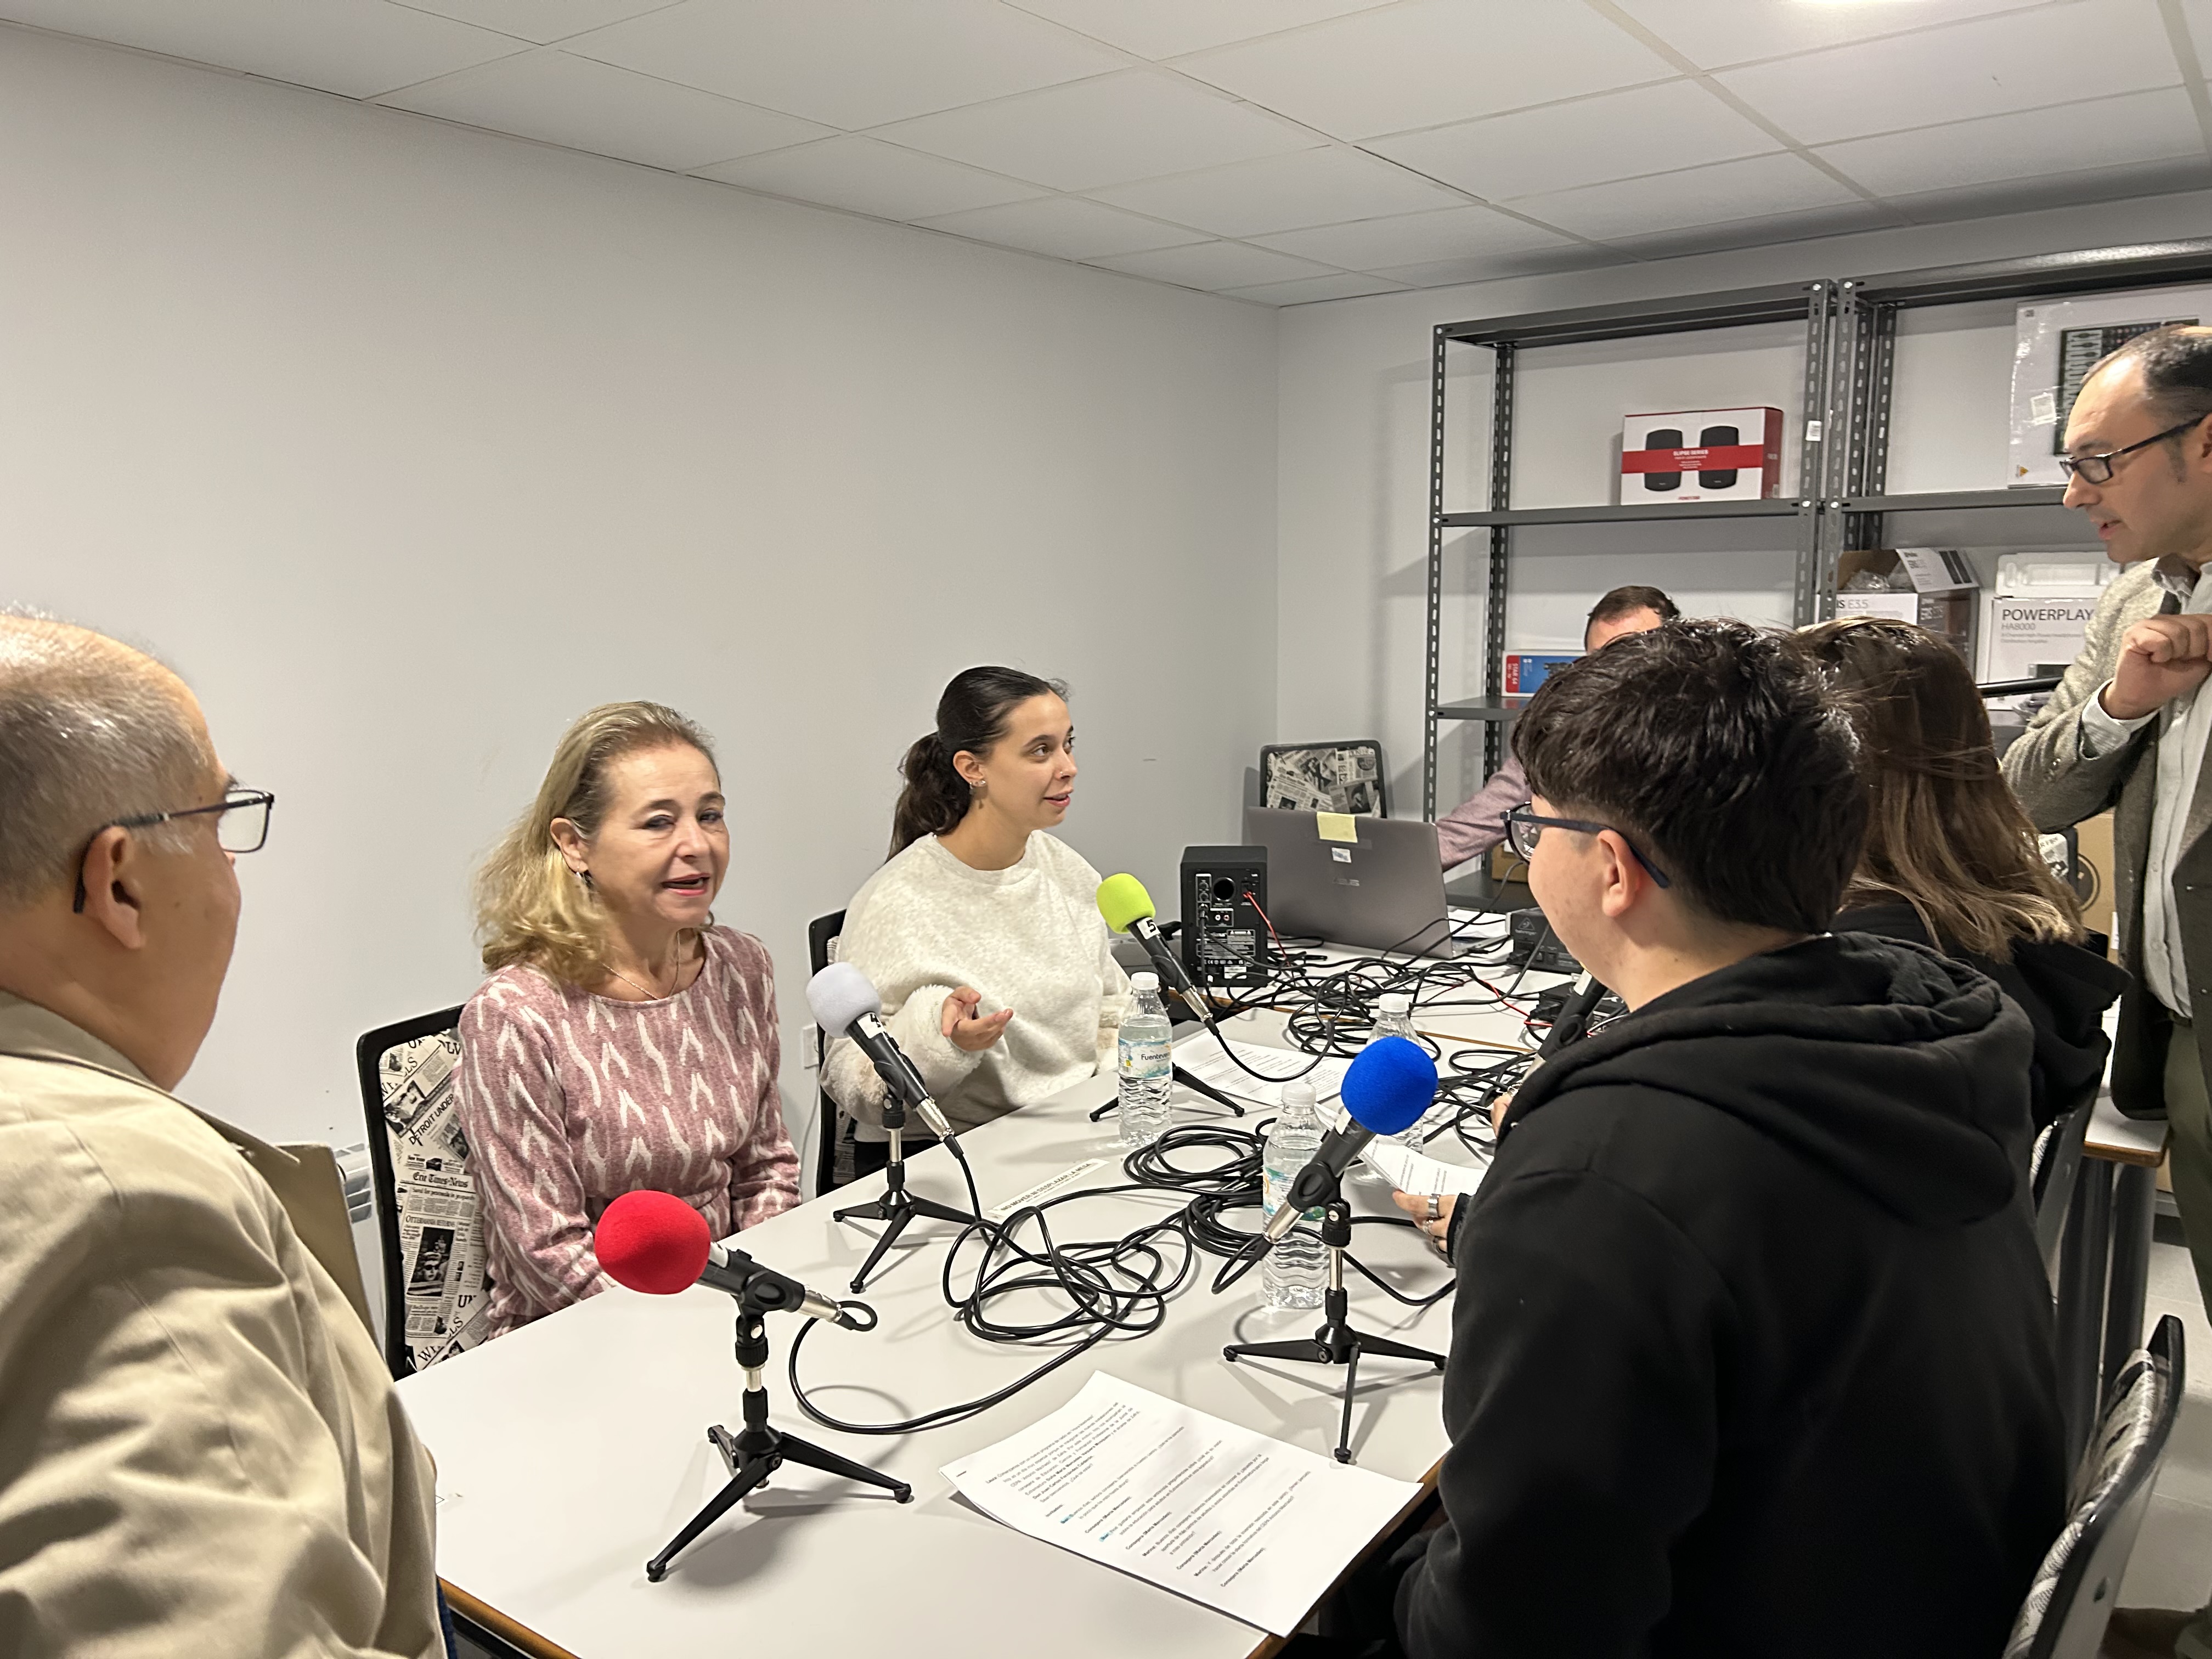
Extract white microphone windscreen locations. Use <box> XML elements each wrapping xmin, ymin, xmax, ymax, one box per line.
<box><xmin>805</xmin><ymin>961</ymin><xmax>882</xmax><ymax>1038</ymax></box>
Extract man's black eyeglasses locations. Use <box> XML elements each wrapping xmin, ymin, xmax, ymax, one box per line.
<box><xmin>73</xmin><ymin>789</ymin><xmax>275</xmax><ymax>912</ymax></box>
<box><xmin>1504</xmin><ymin>804</ymin><xmax>1671</xmax><ymax>888</ymax></box>
<box><xmin>2059</xmin><ymin>416</ymin><xmax>2206</xmax><ymax>485</ymax></box>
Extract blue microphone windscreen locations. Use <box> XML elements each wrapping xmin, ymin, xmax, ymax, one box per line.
<box><xmin>1339</xmin><ymin>1035</ymin><xmax>1436</xmax><ymax>1136</ymax></box>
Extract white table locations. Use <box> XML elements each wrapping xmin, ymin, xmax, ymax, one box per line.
<box><xmin>398</xmin><ymin>1008</ymin><xmax>1528</xmax><ymax>1659</ymax></box>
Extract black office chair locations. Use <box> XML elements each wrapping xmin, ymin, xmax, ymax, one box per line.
<box><xmin>2031</xmin><ymin>1102</ymin><xmax>2092</xmax><ymax>1282</ymax></box>
<box><xmin>2003</xmin><ymin>1313</ymin><xmax>2185</xmax><ymax>1659</ymax></box>
<box><xmin>809</xmin><ymin>910</ymin><xmax>847</xmax><ymax>1198</ymax></box>
<box><xmin>355</xmin><ymin>1007</ymin><xmax>490</xmax><ymax>1380</ymax></box>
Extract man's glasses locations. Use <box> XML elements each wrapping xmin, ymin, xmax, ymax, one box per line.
<box><xmin>73</xmin><ymin>789</ymin><xmax>275</xmax><ymax>912</ymax></box>
<box><xmin>2059</xmin><ymin>416</ymin><xmax>2205</xmax><ymax>485</ymax></box>
<box><xmin>1504</xmin><ymin>804</ymin><xmax>1671</xmax><ymax>888</ymax></box>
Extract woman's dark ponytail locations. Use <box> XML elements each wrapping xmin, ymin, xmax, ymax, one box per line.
<box><xmin>889</xmin><ymin>666</ymin><xmax>1067</xmax><ymax>856</ymax></box>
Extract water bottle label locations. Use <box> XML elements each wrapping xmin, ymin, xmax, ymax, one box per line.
<box><xmin>1118</xmin><ymin>1036</ymin><xmax>1170</xmax><ymax>1079</ymax></box>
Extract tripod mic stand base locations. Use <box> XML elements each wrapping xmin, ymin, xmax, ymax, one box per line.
<box><xmin>645</xmin><ymin>1420</ymin><xmax>912</xmax><ymax>1583</ymax></box>
<box><xmin>832</xmin><ymin>1184</ymin><xmax>979</xmax><ymax>1293</ymax></box>
<box><xmin>1222</xmin><ymin>1318</ymin><xmax>1444</xmax><ymax>1464</ymax></box>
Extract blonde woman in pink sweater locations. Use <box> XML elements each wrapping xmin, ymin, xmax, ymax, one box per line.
<box><xmin>456</xmin><ymin>702</ymin><xmax>799</xmax><ymax>1336</ymax></box>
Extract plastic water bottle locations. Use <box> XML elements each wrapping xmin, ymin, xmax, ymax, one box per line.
<box><xmin>1117</xmin><ymin>973</ymin><xmax>1173</xmax><ymax>1148</ymax></box>
<box><xmin>1261</xmin><ymin>1077</ymin><xmax>1328</xmax><ymax>1310</ymax></box>
<box><xmin>1350</xmin><ymin>992</ymin><xmax>1424</xmax><ymax>1177</ymax></box>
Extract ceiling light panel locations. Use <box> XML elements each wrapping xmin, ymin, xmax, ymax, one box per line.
<box><xmin>872</xmin><ymin>68</ymin><xmax>1312</xmax><ymax>193</ymax></box>
<box><xmin>696</xmin><ymin>136</ymin><xmax>1045</xmax><ymax>220</ymax></box>
<box><xmin>1088</xmin><ymin>145</ymin><xmax>1468</xmax><ymax>238</ymax></box>
<box><xmin>1609</xmin><ymin>0</ymin><xmax>2054</xmax><ymax>70</ymax></box>
<box><xmin>1005</xmin><ymin>0</ymin><xmax>1394</xmax><ymax>60</ymax></box>
<box><xmin>1716</xmin><ymin>0</ymin><xmax>2186</xmax><ymax>145</ymax></box>
<box><xmin>0</xmin><ymin>0</ymin><xmax>520</xmax><ymax>99</ymax></box>
<box><xmin>382</xmin><ymin>50</ymin><xmax>832</xmax><ymax>171</ymax></box>
<box><xmin>1367</xmin><ymin>80</ymin><xmax>1782</xmax><ymax>202</ymax></box>
<box><xmin>566</xmin><ymin>0</ymin><xmax>1124</xmax><ymax>129</ymax></box>
<box><xmin>1178</xmin><ymin>0</ymin><xmax>1680</xmax><ymax>140</ymax></box>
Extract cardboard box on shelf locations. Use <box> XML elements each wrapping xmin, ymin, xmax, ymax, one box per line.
<box><xmin>1620</xmin><ymin>407</ymin><xmax>1783</xmax><ymax>503</ymax></box>
<box><xmin>1982</xmin><ymin>551</ymin><xmax>2112</xmax><ymax>681</ymax></box>
<box><xmin>2011</xmin><ymin>287</ymin><xmax>2212</xmax><ymax>487</ymax></box>
<box><xmin>1832</xmin><ymin>547</ymin><xmax>1979</xmax><ymax>660</ymax></box>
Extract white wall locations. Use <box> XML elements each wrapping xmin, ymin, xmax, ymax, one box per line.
<box><xmin>0</xmin><ymin>25</ymin><xmax>1279</xmax><ymax>1163</ymax></box>
<box><xmin>1277</xmin><ymin>188</ymin><xmax>2212</xmax><ymax>820</ymax></box>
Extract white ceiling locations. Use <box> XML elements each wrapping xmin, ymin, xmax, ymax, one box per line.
<box><xmin>6</xmin><ymin>0</ymin><xmax>2210</xmax><ymax>306</ymax></box>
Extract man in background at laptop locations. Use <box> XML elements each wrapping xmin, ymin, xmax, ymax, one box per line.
<box><xmin>1435</xmin><ymin>585</ymin><xmax>1679</xmax><ymax>870</ymax></box>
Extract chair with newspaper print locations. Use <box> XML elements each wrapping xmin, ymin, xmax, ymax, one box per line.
<box><xmin>354</xmin><ymin>1006</ymin><xmax>492</xmax><ymax>1380</ymax></box>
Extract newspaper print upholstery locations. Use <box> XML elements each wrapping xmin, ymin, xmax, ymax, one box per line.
<box><xmin>376</xmin><ymin>1029</ymin><xmax>492</xmax><ymax>1372</ymax></box>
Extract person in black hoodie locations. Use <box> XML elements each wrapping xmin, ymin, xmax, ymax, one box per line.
<box><xmin>1796</xmin><ymin>616</ymin><xmax>2127</xmax><ymax>1132</ymax></box>
<box><xmin>1383</xmin><ymin>619</ymin><xmax>2066</xmax><ymax>1659</ymax></box>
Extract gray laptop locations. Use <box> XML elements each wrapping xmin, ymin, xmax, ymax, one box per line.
<box><xmin>1241</xmin><ymin>807</ymin><xmax>1463</xmax><ymax>960</ymax></box>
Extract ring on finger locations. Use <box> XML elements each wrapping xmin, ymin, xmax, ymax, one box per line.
<box><xmin>1426</xmin><ymin>1194</ymin><xmax>1442</xmax><ymax>1223</ymax></box>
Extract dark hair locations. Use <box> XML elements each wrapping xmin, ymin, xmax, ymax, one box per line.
<box><xmin>891</xmin><ymin>666</ymin><xmax>1069</xmax><ymax>856</ymax></box>
<box><xmin>1584</xmin><ymin>585</ymin><xmax>1679</xmax><ymax>638</ymax></box>
<box><xmin>1513</xmin><ymin>618</ymin><xmax>1865</xmax><ymax>934</ymax></box>
<box><xmin>1792</xmin><ymin>618</ymin><xmax>2082</xmax><ymax>960</ymax></box>
<box><xmin>2093</xmin><ymin>324</ymin><xmax>2212</xmax><ymax>433</ymax></box>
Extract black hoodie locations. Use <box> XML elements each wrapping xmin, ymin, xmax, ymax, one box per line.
<box><xmin>1395</xmin><ymin>934</ymin><xmax>2065</xmax><ymax>1659</ymax></box>
<box><xmin>1835</xmin><ymin>901</ymin><xmax>2128</xmax><ymax>1133</ymax></box>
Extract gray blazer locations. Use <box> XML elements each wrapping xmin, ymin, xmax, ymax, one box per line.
<box><xmin>2001</xmin><ymin>558</ymin><xmax>2201</xmax><ymax>1117</ymax></box>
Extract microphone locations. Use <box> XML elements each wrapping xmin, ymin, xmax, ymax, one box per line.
<box><xmin>1097</xmin><ymin>874</ymin><xmax>1215</xmax><ymax>1024</ymax></box>
<box><xmin>1263</xmin><ymin>1035</ymin><xmax>1436</xmax><ymax>1241</ymax></box>
<box><xmin>806</xmin><ymin>962</ymin><xmax>957</xmax><ymax>1142</ymax></box>
<box><xmin>1537</xmin><ymin>974</ymin><xmax>1610</xmax><ymax>1058</ymax></box>
<box><xmin>597</xmin><ymin>1190</ymin><xmax>864</xmax><ymax>1329</ymax></box>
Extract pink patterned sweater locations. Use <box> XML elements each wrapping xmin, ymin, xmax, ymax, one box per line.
<box><xmin>454</xmin><ymin>926</ymin><xmax>800</xmax><ymax>1336</ymax></box>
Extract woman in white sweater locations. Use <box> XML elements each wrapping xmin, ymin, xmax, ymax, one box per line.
<box><xmin>825</xmin><ymin>667</ymin><xmax>1130</xmax><ymax>1153</ymax></box>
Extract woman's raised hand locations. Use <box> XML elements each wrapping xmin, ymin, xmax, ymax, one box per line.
<box><xmin>942</xmin><ymin>986</ymin><xmax>1014</xmax><ymax>1053</ymax></box>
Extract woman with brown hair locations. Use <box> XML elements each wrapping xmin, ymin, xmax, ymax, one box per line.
<box><xmin>455</xmin><ymin>701</ymin><xmax>798</xmax><ymax>1336</ymax></box>
<box><xmin>824</xmin><ymin>666</ymin><xmax>1128</xmax><ymax>1154</ymax></box>
<box><xmin>1796</xmin><ymin>617</ymin><xmax>2127</xmax><ymax>1130</ymax></box>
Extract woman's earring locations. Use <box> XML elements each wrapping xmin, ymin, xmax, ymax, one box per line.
<box><xmin>578</xmin><ymin>869</ymin><xmax>595</xmax><ymax>889</ymax></box>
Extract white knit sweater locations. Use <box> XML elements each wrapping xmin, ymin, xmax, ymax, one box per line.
<box><xmin>824</xmin><ymin>832</ymin><xmax>1132</xmax><ymax>1133</ymax></box>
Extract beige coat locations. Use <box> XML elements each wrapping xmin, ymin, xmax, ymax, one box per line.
<box><xmin>2002</xmin><ymin>558</ymin><xmax>2196</xmax><ymax>1118</ymax></box>
<box><xmin>0</xmin><ymin>993</ymin><xmax>441</xmax><ymax>1657</ymax></box>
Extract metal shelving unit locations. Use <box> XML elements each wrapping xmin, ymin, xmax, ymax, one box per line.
<box><xmin>1423</xmin><ymin>236</ymin><xmax>2212</xmax><ymax>825</ymax></box>
<box><xmin>1423</xmin><ymin>280</ymin><xmax>1836</xmax><ymax>818</ymax></box>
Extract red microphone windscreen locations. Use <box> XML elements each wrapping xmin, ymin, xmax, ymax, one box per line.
<box><xmin>596</xmin><ymin>1190</ymin><xmax>711</xmax><ymax>1295</ymax></box>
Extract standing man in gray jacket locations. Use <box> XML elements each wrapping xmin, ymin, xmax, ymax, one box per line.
<box><xmin>2001</xmin><ymin>325</ymin><xmax>2212</xmax><ymax>1658</ymax></box>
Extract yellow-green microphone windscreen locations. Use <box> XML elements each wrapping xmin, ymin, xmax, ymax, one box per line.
<box><xmin>1096</xmin><ymin>873</ymin><xmax>1156</xmax><ymax>934</ymax></box>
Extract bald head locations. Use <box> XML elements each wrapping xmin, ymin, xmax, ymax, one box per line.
<box><xmin>0</xmin><ymin>617</ymin><xmax>211</xmax><ymax>909</ymax></box>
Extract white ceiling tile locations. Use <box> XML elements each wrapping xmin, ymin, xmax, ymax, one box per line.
<box><xmin>1595</xmin><ymin>200</ymin><xmax>1899</xmax><ymax>258</ymax></box>
<box><xmin>1177</xmin><ymin>0</ymin><xmax>1680</xmax><ymax>140</ymax></box>
<box><xmin>1884</xmin><ymin>154</ymin><xmax>2212</xmax><ymax>224</ymax></box>
<box><xmin>1252</xmin><ymin>204</ymin><xmax>1583</xmax><ymax>270</ymax></box>
<box><xmin>1610</xmin><ymin>0</ymin><xmax>2056</xmax><ymax>71</ymax></box>
<box><xmin>696</xmin><ymin>136</ymin><xmax>1045</xmax><ymax>219</ymax></box>
<box><xmin>1508</xmin><ymin>151</ymin><xmax>1860</xmax><ymax>239</ymax></box>
<box><xmin>915</xmin><ymin>196</ymin><xmax>1205</xmax><ymax>260</ymax></box>
<box><xmin>1369</xmin><ymin>249</ymin><xmax>1629</xmax><ymax>287</ymax></box>
<box><xmin>1220</xmin><ymin>272</ymin><xmax>1413</xmax><ymax>304</ymax></box>
<box><xmin>380</xmin><ymin>49</ymin><xmax>828</xmax><ymax>169</ymax></box>
<box><xmin>1003</xmin><ymin>0</ymin><xmax>1392</xmax><ymax>60</ymax></box>
<box><xmin>0</xmin><ymin>0</ymin><xmax>521</xmax><ymax>98</ymax></box>
<box><xmin>1088</xmin><ymin>146</ymin><xmax>1466</xmax><ymax>236</ymax></box>
<box><xmin>1716</xmin><ymin>0</ymin><xmax>2186</xmax><ymax>146</ymax></box>
<box><xmin>1367</xmin><ymin>80</ymin><xmax>1781</xmax><ymax>201</ymax></box>
<box><xmin>388</xmin><ymin>0</ymin><xmax>676</xmax><ymax>46</ymax></box>
<box><xmin>567</xmin><ymin>0</ymin><xmax>1125</xmax><ymax>128</ymax></box>
<box><xmin>1086</xmin><ymin>239</ymin><xmax>1341</xmax><ymax>289</ymax></box>
<box><xmin>1816</xmin><ymin>87</ymin><xmax>2205</xmax><ymax>197</ymax></box>
<box><xmin>870</xmin><ymin>68</ymin><xmax>1311</xmax><ymax>192</ymax></box>
<box><xmin>2187</xmin><ymin>0</ymin><xmax>2211</xmax><ymax>60</ymax></box>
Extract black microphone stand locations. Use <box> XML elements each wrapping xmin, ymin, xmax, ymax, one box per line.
<box><xmin>646</xmin><ymin>1285</ymin><xmax>910</xmax><ymax>1582</ymax></box>
<box><xmin>1222</xmin><ymin>1172</ymin><xmax>1445</xmax><ymax>1465</ymax></box>
<box><xmin>832</xmin><ymin>1086</ymin><xmax>979</xmax><ymax>1294</ymax></box>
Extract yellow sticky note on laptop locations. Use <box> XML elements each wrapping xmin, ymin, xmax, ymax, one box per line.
<box><xmin>1315</xmin><ymin>811</ymin><xmax>1358</xmax><ymax>843</ymax></box>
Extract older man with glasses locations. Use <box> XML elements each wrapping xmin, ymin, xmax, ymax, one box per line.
<box><xmin>0</xmin><ymin>616</ymin><xmax>443</xmax><ymax>1656</ymax></box>
<box><xmin>2004</xmin><ymin>325</ymin><xmax>2212</xmax><ymax>1659</ymax></box>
